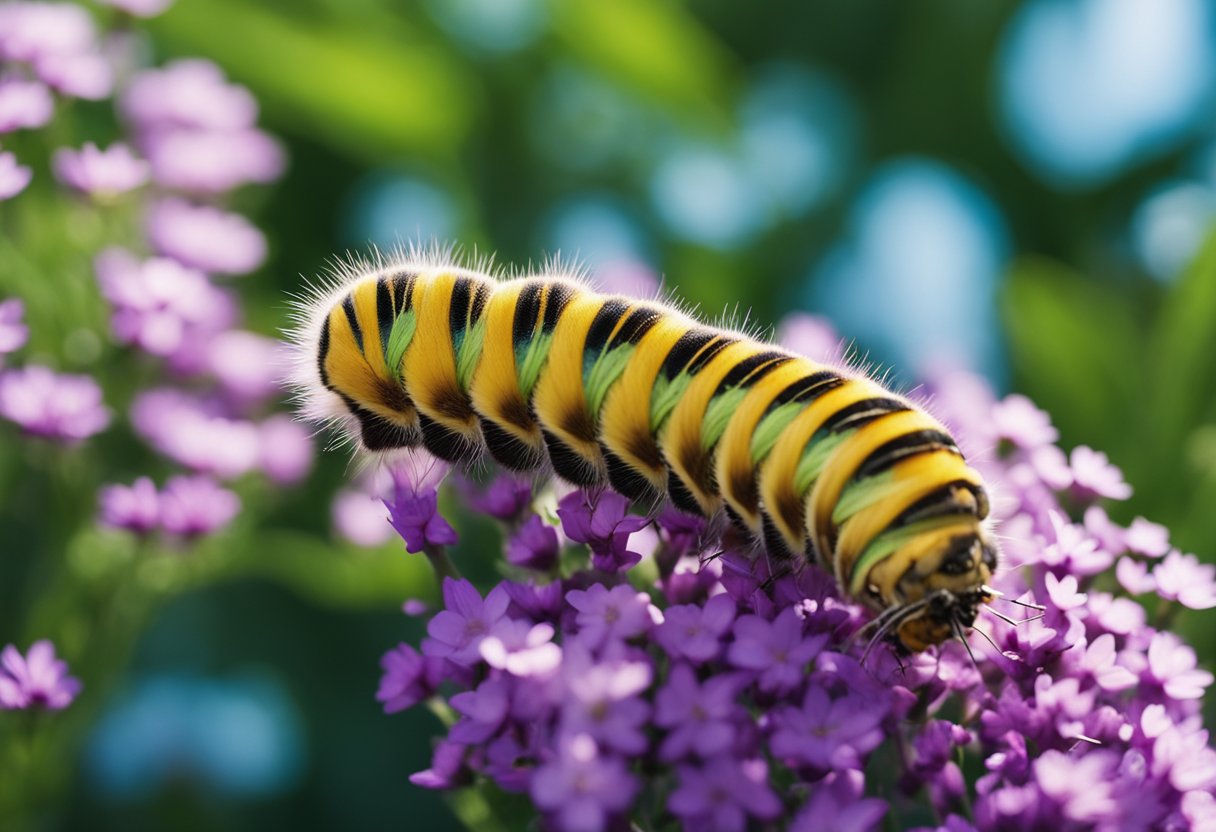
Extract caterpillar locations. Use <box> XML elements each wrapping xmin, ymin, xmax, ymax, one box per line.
<box><xmin>289</xmin><ymin>250</ymin><xmax>998</xmax><ymax>653</ymax></box>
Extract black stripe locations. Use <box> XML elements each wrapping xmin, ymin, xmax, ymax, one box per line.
<box><xmin>392</xmin><ymin>272</ymin><xmax>416</xmax><ymax>313</ymax></box>
<box><xmin>317</xmin><ymin>318</ymin><xmax>332</xmax><ymax>388</ymax></box>
<box><xmin>449</xmin><ymin>276</ymin><xmax>474</xmax><ymax>339</ymax></box>
<box><xmin>419</xmin><ymin>413</ymin><xmax>470</xmax><ymax>462</ymax></box>
<box><xmin>603</xmin><ymin>447</ymin><xmax>658</xmax><ymax>502</ymax></box>
<box><xmin>822</xmin><ymin>397</ymin><xmax>909</xmax><ymax>434</ymax></box>
<box><xmin>542</xmin><ymin>430</ymin><xmax>600</xmax><ymax>487</ymax></box>
<box><xmin>342</xmin><ymin>294</ymin><xmax>363</xmax><ymax>353</ymax></box>
<box><xmin>542</xmin><ymin>282</ymin><xmax>575</xmax><ymax>334</ymax></box>
<box><xmin>609</xmin><ymin>306</ymin><xmax>662</xmax><ymax>348</ymax></box>
<box><xmin>338</xmin><ymin>393</ymin><xmax>416</xmax><ymax>451</ymax></box>
<box><xmin>584</xmin><ymin>299</ymin><xmax>632</xmax><ymax>357</ymax></box>
<box><xmin>853</xmin><ymin>429</ymin><xmax>959</xmax><ymax>480</ymax></box>
<box><xmin>776</xmin><ymin>371</ymin><xmax>844</xmax><ymax>408</ymax></box>
<box><xmin>761</xmin><ymin>513</ymin><xmax>797</xmax><ymax>562</ymax></box>
<box><xmin>470</xmin><ymin>282</ymin><xmax>491</xmax><ymax>324</ymax></box>
<box><xmin>512</xmin><ymin>281</ymin><xmax>544</xmax><ymax>349</ymax></box>
<box><xmin>888</xmin><ymin>480</ymin><xmax>984</xmax><ymax>530</ymax></box>
<box><xmin>666</xmin><ymin>469</ymin><xmax>703</xmax><ymax>516</ymax></box>
<box><xmin>660</xmin><ymin>329</ymin><xmax>717</xmax><ymax>380</ymax></box>
<box><xmin>687</xmin><ymin>335</ymin><xmax>732</xmax><ymax>375</ymax></box>
<box><xmin>376</xmin><ymin>277</ymin><xmax>394</xmax><ymax>356</ymax></box>
<box><xmin>713</xmin><ymin>351</ymin><xmax>788</xmax><ymax>396</ymax></box>
<box><xmin>481</xmin><ymin>418</ymin><xmax>545</xmax><ymax>472</ymax></box>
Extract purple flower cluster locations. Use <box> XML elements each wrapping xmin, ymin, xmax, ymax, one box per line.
<box><xmin>0</xmin><ymin>640</ymin><xmax>80</xmax><ymax>711</ymax></box>
<box><xmin>0</xmin><ymin>2</ymin><xmax>310</xmax><ymax>545</ymax></box>
<box><xmin>372</xmin><ymin>347</ymin><xmax>1216</xmax><ymax>830</ymax></box>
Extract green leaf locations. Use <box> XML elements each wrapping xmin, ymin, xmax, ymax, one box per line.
<box><xmin>151</xmin><ymin>1</ymin><xmax>477</xmax><ymax>161</ymax></box>
<box><xmin>1001</xmin><ymin>257</ymin><xmax>1143</xmax><ymax>458</ymax></box>
<box><xmin>549</xmin><ymin>0</ymin><xmax>735</xmax><ymax>126</ymax></box>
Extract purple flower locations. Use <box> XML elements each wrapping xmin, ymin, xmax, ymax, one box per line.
<box><xmin>1032</xmin><ymin>749</ymin><xmax>1121</xmax><ymax>825</ymax></box>
<box><xmin>566</xmin><ymin>583</ymin><xmax>655</xmax><ymax>649</ymax></box>
<box><xmin>1142</xmin><ymin>632</ymin><xmax>1214</xmax><ymax>702</ymax></box>
<box><xmin>33</xmin><ymin>50</ymin><xmax>112</xmax><ymax>100</ymax></box>
<box><xmin>98</xmin><ymin>476</ymin><xmax>160</xmax><ymax>534</ymax></box>
<box><xmin>654</xmin><ymin>593</ymin><xmax>735</xmax><ymax>663</ymax></box>
<box><xmin>121</xmin><ymin>59</ymin><xmax>258</xmax><ymax>131</ymax></box>
<box><xmin>654</xmin><ymin>663</ymin><xmax>742</xmax><ymax>761</ymax></box>
<box><xmin>561</xmin><ymin>650</ymin><xmax>651</xmax><ymax>755</ymax></box>
<box><xmin>143</xmin><ymin>127</ymin><xmax>285</xmax><ymax>193</ymax></box>
<box><xmin>383</xmin><ymin>485</ymin><xmax>458</xmax><ymax>554</ymax></box>
<box><xmin>0</xmin><ymin>640</ymin><xmax>81</xmax><ymax>710</ymax></box>
<box><xmin>52</xmin><ymin>142</ymin><xmax>149</xmax><ymax>198</ymax></box>
<box><xmin>0</xmin><ymin>150</ymin><xmax>32</xmax><ymax>200</ymax></box>
<box><xmin>257</xmin><ymin>415</ymin><xmax>314</xmax><ymax>486</ymax></box>
<box><xmin>1072</xmin><ymin>634</ymin><xmax>1137</xmax><ymax>692</ymax></box>
<box><xmin>770</xmin><ymin>684</ymin><xmax>887</xmax><ymax>771</ymax></box>
<box><xmin>479</xmin><ymin>619</ymin><xmax>562</xmax><ymax>677</ymax></box>
<box><xmin>466</xmin><ymin>475</ymin><xmax>532</xmax><ymax>521</ymax></box>
<box><xmin>557</xmin><ymin>490</ymin><xmax>649</xmax><ymax>572</ymax></box>
<box><xmin>376</xmin><ymin>643</ymin><xmax>445</xmax><ymax>714</ymax></box>
<box><xmin>379</xmin><ymin>465</ymin><xmax>457</xmax><ymax>550</ymax></box>
<box><xmin>0</xmin><ymin>79</ymin><xmax>53</xmax><ymax>132</ymax></box>
<box><xmin>1125</xmin><ymin>516</ymin><xmax>1171</xmax><ymax>557</ymax></box>
<box><xmin>332</xmin><ymin>489</ymin><xmax>394</xmax><ymax>547</ymax></box>
<box><xmin>146</xmin><ymin>198</ymin><xmax>267</xmax><ymax>275</ymax></box>
<box><xmin>668</xmin><ymin>756</ymin><xmax>782</xmax><ymax>831</ymax></box>
<box><xmin>131</xmin><ymin>389</ymin><xmax>260</xmax><ymax>477</ymax></box>
<box><xmin>1069</xmin><ymin>446</ymin><xmax>1133</xmax><ymax>501</ymax></box>
<box><xmin>409</xmin><ymin>740</ymin><xmax>468</xmax><ymax>790</ymax></box>
<box><xmin>448</xmin><ymin>677</ymin><xmax>511</xmax><ymax>744</ymax></box>
<box><xmin>158</xmin><ymin>474</ymin><xmax>240</xmax><ymax>537</ymax></box>
<box><xmin>728</xmin><ymin>607</ymin><xmax>826</xmax><ymax>693</ymax></box>
<box><xmin>201</xmin><ymin>330</ymin><xmax>283</xmax><ymax>402</ymax></box>
<box><xmin>0</xmin><ymin>365</ymin><xmax>110</xmax><ymax>442</ymax></box>
<box><xmin>1152</xmin><ymin>550</ymin><xmax>1216</xmax><ymax>610</ymax></box>
<box><xmin>991</xmin><ymin>393</ymin><xmax>1058</xmax><ymax>450</ymax></box>
<box><xmin>506</xmin><ymin>514</ymin><xmax>560</xmax><ymax>571</ymax></box>
<box><xmin>530</xmin><ymin>734</ymin><xmax>638</xmax><ymax>832</ymax></box>
<box><xmin>423</xmin><ymin>578</ymin><xmax>510</xmax><ymax>666</ymax></box>
<box><xmin>1038</xmin><ymin>511</ymin><xmax>1113</xmax><ymax>576</ymax></box>
<box><xmin>95</xmin><ymin>248</ymin><xmax>230</xmax><ymax>356</ymax></box>
<box><xmin>790</xmin><ymin>770</ymin><xmax>888</xmax><ymax>832</ymax></box>
<box><xmin>0</xmin><ymin>298</ymin><xmax>29</xmax><ymax>357</ymax></box>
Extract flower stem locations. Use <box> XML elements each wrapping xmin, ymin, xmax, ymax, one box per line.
<box><xmin>424</xmin><ymin>544</ymin><xmax>460</xmax><ymax>582</ymax></box>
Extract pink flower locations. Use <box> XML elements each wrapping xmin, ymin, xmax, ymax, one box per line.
<box><xmin>257</xmin><ymin>415</ymin><xmax>314</xmax><ymax>486</ymax></box>
<box><xmin>53</xmin><ymin>142</ymin><xmax>149</xmax><ymax>198</ymax></box>
<box><xmin>143</xmin><ymin>127</ymin><xmax>285</xmax><ymax>193</ymax></box>
<box><xmin>158</xmin><ymin>474</ymin><xmax>240</xmax><ymax>537</ymax></box>
<box><xmin>0</xmin><ymin>79</ymin><xmax>53</xmax><ymax>132</ymax></box>
<box><xmin>146</xmin><ymin>198</ymin><xmax>267</xmax><ymax>275</ymax></box>
<box><xmin>0</xmin><ymin>151</ymin><xmax>32</xmax><ymax>200</ymax></box>
<box><xmin>121</xmin><ymin>59</ymin><xmax>257</xmax><ymax>131</ymax></box>
<box><xmin>0</xmin><ymin>640</ymin><xmax>80</xmax><ymax>710</ymax></box>
<box><xmin>0</xmin><ymin>365</ymin><xmax>110</xmax><ymax>442</ymax></box>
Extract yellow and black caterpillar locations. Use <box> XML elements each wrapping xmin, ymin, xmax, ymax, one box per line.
<box><xmin>291</xmin><ymin>252</ymin><xmax>998</xmax><ymax>652</ymax></box>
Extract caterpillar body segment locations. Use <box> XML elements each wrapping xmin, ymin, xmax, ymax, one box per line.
<box><xmin>292</xmin><ymin>253</ymin><xmax>998</xmax><ymax>652</ymax></box>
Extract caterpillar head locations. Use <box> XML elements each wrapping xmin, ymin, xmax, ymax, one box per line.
<box><xmin>890</xmin><ymin>529</ymin><xmax>998</xmax><ymax>652</ymax></box>
<box><xmin>861</xmin><ymin>523</ymin><xmax>999</xmax><ymax>653</ymax></box>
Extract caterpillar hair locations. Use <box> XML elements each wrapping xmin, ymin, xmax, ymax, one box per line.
<box><xmin>287</xmin><ymin>247</ymin><xmax>998</xmax><ymax>653</ymax></box>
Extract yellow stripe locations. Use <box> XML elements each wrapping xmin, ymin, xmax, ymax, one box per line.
<box><xmin>600</xmin><ymin>313</ymin><xmax>693</xmax><ymax>492</ymax></box>
<box><xmin>532</xmin><ymin>292</ymin><xmax>605</xmax><ymax>467</ymax></box>
<box><xmin>755</xmin><ymin>379</ymin><xmax>882</xmax><ymax>559</ymax></box>
<box><xmin>714</xmin><ymin>357</ymin><xmax>819</xmax><ymax>533</ymax></box>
